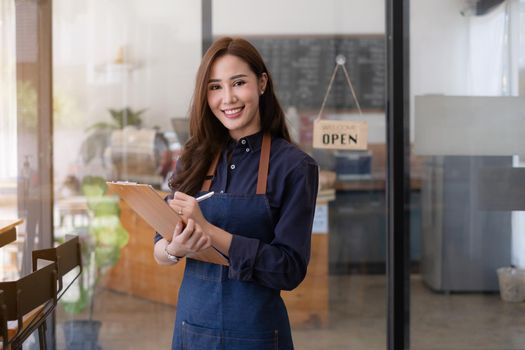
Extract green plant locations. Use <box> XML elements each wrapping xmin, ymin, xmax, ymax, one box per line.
<box><xmin>17</xmin><ymin>80</ymin><xmax>79</xmax><ymax>129</ymax></box>
<box><xmin>86</xmin><ymin>107</ymin><xmax>145</xmax><ymax>132</ymax></box>
<box><xmin>79</xmin><ymin>107</ymin><xmax>146</xmax><ymax>165</ymax></box>
<box><xmin>61</xmin><ymin>176</ymin><xmax>129</xmax><ymax>319</ymax></box>
<box><xmin>17</xmin><ymin>80</ymin><xmax>37</xmax><ymax>129</ymax></box>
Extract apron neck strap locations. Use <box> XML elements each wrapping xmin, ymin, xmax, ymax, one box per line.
<box><xmin>201</xmin><ymin>151</ymin><xmax>221</xmax><ymax>192</ymax></box>
<box><xmin>200</xmin><ymin>133</ymin><xmax>272</xmax><ymax>194</ymax></box>
<box><xmin>256</xmin><ymin>133</ymin><xmax>271</xmax><ymax>195</ymax></box>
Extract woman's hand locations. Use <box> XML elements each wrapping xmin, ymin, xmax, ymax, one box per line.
<box><xmin>166</xmin><ymin>219</ymin><xmax>212</xmax><ymax>257</ymax></box>
<box><xmin>169</xmin><ymin>191</ymin><xmax>208</xmax><ymax>228</ymax></box>
<box><xmin>169</xmin><ymin>191</ymin><xmax>233</xmax><ymax>257</ymax></box>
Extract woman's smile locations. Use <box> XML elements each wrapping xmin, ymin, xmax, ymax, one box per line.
<box><xmin>222</xmin><ymin>106</ymin><xmax>244</xmax><ymax>119</ymax></box>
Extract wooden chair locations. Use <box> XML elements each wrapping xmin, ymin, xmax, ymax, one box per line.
<box><xmin>0</xmin><ymin>291</ymin><xmax>7</xmax><ymax>347</ymax></box>
<box><xmin>30</xmin><ymin>235</ymin><xmax>83</xmax><ymax>347</ymax></box>
<box><xmin>31</xmin><ymin>235</ymin><xmax>83</xmax><ymax>296</ymax></box>
<box><xmin>0</xmin><ymin>235</ymin><xmax>82</xmax><ymax>349</ymax></box>
<box><xmin>0</xmin><ymin>260</ymin><xmax>57</xmax><ymax>349</ymax></box>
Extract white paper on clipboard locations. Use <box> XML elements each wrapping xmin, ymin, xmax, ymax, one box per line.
<box><xmin>107</xmin><ymin>181</ymin><xmax>228</xmax><ymax>266</ymax></box>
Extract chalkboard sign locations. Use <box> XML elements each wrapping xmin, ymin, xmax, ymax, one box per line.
<box><xmin>247</xmin><ymin>36</ymin><xmax>385</xmax><ymax>112</ymax></box>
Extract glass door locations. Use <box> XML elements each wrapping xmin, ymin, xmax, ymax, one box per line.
<box><xmin>51</xmin><ymin>1</ymin><xmax>201</xmax><ymax>348</ymax></box>
<box><xmin>212</xmin><ymin>1</ymin><xmax>389</xmax><ymax>349</ymax></box>
<box><xmin>410</xmin><ymin>1</ymin><xmax>525</xmax><ymax>348</ymax></box>
<box><xmin>2</xmin><ymin>0</ymin><xmax>394</xmax><ymax>348</ymax></box>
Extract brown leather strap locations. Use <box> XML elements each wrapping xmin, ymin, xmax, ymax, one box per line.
<box><xmin>256</xmin><ymin>133</ymin><xmax>271</xmax><ymax>195</ymax></box>
<box><xmin>201</xmin><ymin>151</ymin><xmax>221</xmax><ymax>192</ymax></box>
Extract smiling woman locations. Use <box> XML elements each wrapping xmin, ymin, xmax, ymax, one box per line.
<box><xmin>170</xmin><ymin>37</ymin><xmax>290</xmax><ymax>196</ymax></box>
<box><xmin>155</xmin><ymin>37</ymin><xmax>319</xmax><ymax>350</ymax></box>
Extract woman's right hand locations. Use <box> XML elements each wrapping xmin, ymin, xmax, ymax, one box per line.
<box><xmin>165</xmin><ymin>219</ymin><xmax>212</xmax><ymax>257</ymax></box>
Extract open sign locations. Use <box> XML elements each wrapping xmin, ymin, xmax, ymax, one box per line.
<box><xmin>313</xmin><ymin>120</ymin><xmax>368</xmax><ymax>150</ymax></box>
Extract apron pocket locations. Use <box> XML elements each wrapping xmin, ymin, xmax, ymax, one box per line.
<box><xmin>223</xmin><ymin>328</ymin><xmax>278</xmax><ymax>350</ymax></box>
<box><xmin>181</xmin><ymin>321</ymin><xmax>278</xmax><ymax>350</ymax></box>
<box><xmin>181</xmin><ymin>321</ymin><xmax>221</xmax><ymax>350</ymax></box>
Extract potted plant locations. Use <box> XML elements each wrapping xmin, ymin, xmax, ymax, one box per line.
<box><xmin>77</xmin><ymin>107</ymin><xmax>172</xmax><ymax>185</ymax></box>
<box><xmin>60</xmin><ymin>176</ymin><xmax>129</xmax><ymax>349</ymax></box>
<box><xmin>78</xmin><ymin>107</ymin><xmax>146</xmax><ymax>168</ymax></box>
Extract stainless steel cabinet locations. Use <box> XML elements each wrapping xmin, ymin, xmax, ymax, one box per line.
<box><xmin>421</xmin><ymin>156</ymin><xmax>512</xmax><ymax>292</ymax></box>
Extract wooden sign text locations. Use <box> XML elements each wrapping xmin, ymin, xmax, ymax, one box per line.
<box><xmin>313</xmin><ymin>120</ymin><xmax>368</xmax><ymax>150</ymax></box>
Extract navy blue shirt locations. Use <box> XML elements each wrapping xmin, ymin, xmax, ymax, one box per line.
<box><xmin>155</xmin><ymin>131</ymin><xmax>319</xmax><ymax>290</ymax></box>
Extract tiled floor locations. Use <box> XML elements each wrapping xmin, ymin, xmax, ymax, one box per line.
<box><xmin>55</xmin><ymin>274</ymin><xmax>525</xmax><ymax>350</ymax></box>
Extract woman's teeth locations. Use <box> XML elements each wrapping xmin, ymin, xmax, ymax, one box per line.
<box><xmin>224</xmin><ymin>107</ymin><xmax>242</xmax><ymax>115</ymax></box>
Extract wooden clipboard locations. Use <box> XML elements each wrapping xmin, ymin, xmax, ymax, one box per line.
<box><xmin>107</xmin><ymin>181</ymin><xmax>229</xmax><ymax>266</ymax></box>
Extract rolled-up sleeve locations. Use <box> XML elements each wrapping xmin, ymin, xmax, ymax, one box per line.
<box><xmin>228</xmin><ymin>158</ymin><xmax>319</xmax><ymax>291</ymax></box>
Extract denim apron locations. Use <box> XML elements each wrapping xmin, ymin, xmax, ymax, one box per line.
<box><xmin>172</xmin><ymin>134</ymin><xmax>294</xmax><ymax>350</ymax></box>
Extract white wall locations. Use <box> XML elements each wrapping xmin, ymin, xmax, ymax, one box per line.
<box><xmin>411</xmin><ymin>0</ymin><xmax>470</xmax><ymax>96</ymax></box>
<box><xmin>410</xmin><ymin>0</ymin><xmax>471</xmax><ymax>142</ymax></box>
<box><xmin>213</xmin><ymin>0</ymin><xmax>385</xmax><ymax>35</ymax></box>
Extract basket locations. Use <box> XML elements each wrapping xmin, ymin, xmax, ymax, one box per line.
<box><xmin>497</xmin><ymin>267</ymin><xmax>525</xmax><ymax>302</ymax></box>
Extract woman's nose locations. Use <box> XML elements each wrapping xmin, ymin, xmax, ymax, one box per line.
<box><xmin>222</xmin><ymin>87</ymin><xmax>237</xmax><ymax>104</ymax></box>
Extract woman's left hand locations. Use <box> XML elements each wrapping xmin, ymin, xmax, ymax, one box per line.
<box><xmin>169</xmin><ymin>191</ymin><xmax>208</xmax><ymax>228</ymax></box>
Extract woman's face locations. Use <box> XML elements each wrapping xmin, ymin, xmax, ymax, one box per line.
<box><xmin>207</xmin><ymin>54</ymin><xmax>267</xmax><ymax>140</ymax></box>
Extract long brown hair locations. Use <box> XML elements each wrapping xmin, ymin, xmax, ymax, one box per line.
<box><xmin>169</xmin><ymin>37</ymin><xmax>290</xmax><ymax>195</ymax></box>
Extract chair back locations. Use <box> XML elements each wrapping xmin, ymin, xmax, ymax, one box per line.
<box><xmin>0</xmin><ymin>260</ymin><xmax>58</xmax><ymax>339</ymax></box>
<box><xmin>32</xmin><ymin>235</ymin><xmax>82</xmax><ymax>292</ymax></box>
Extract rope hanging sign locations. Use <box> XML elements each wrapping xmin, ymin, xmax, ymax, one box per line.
<box><xmin>312</xmin><ymin>55</ymin><xmax>368</xmax><ymax>150</ymax></box>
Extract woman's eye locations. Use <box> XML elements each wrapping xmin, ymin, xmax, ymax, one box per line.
<box><xmin>209</xmin><ymin>84</ymin><xmax>221</xmax><ymax>91</ymax></box>
<box><xmin>233</xmin><ymin>80</ymin><xmax>246</xmax><ymax>87</ymax></box>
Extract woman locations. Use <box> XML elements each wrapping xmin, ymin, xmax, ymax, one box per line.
<box><xmin>153</xmin><ymin>37</ymin><xmax>319</xmax><ymax>350</ymax></box>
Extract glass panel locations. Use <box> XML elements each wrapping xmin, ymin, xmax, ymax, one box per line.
<box><xmin>0</xmin><ymin>0</ymin><xmax>21</xmax><ymax>286</ymax></box>
<box><xmin>213</xmin><ymin>1</ymin><xmax>387</xmax><ymax>349</ymax></box>
<box><xmin>0</xmin><ymin>0</ymin><xmax>52</xmax><ymax>273</ymax></box>
<box><xmin>52</xmin><ymin>0</ymin><xmax>200</xmax><ymax>348</ymax></box>
<box><xmin>1</xmin><ymin>0</ymin><xmax>53</xmax><ymax>347</ymax></box>
<box><xmin>3</xmin><ymin>0</ymin><xmax>389</xmax><ymax>348</ymax></box>
<box><xmin>411</xmin><ymin>1</ymin><xmax>525</xmax><ymax>348</ymax></box>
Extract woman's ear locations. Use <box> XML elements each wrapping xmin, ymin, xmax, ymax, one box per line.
<box><xmin>259</xmin><ymin>73</ymin><xmax>268</xmax><ymax>95</ymax></box>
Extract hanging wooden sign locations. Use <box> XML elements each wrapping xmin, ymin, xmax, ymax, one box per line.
<box><xmin>313</xmin><ymin>55</ymin><xmax>368</xmax><ymax>151</ymax></box>
<box><xmin>313</xmin><ymin>119</ymin><xmax>368</xmax><ymax>150</ymax></box>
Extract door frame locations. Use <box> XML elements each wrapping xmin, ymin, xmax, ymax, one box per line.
<box><xmin>385</xmin><ymin>0</ymin><xmax>410</xmax><ymax>349</ymax></box>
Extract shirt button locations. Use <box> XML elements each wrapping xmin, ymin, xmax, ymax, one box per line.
<box><xmin>230</xmin><ymin>164</ymin><xmax>236</xmax><ymax>170</ymax></box>
<box><xmin>241</xmin><ymin>139</ymin><xmax>246</xmax><ymax>145</ymax></box>
<box><xmin>245</xmin><ymin>148</ymin><xmax>250</xmax><ymax>152</ymax></box>
<box><xmin>220</xmin><ymin>190</ymin><xmax>224</xmax><ymax>193</ymax></box>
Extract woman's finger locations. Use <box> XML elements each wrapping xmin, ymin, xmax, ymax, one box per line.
<box><xmin>174</xmin><ymin>191</ymin><xmax>193</xmax><ymax>201</ymax></box>
<box><xmin>185</xmin><ymin>225</ymin><xmax>203</xmax><ymax>250</ymax></box>
<box><xmin>195</xmin><ymin>235</ymin><xmax>211</xmax><ymax>251</ymax></box>
<box><xmin>168</xmin><ymin>199</ymin><xmax>185</xmax><ymax>215</ymax></box>
<box><xmin>176</xmin><ymin>219</ymin><xmax>194</xmax><ymax>244</ymax></box>
<box><xmin>171</xmin><ymin>198</ymin><xmax>207</xmax><ymax>227</ymax></box>
<box><xmin>204</xmin><ymin>236</ymin><xmax>212</xmax><ymax>250</ymax></box>
<box><xmin>171</xmin><ymin>195</ymin><xmax>198</xmax><ymax>209</ymax></box>
<box><xmin>172</xmin><ymin>222</ymin><xmax>184</xmax><ymax>238</ymax></box>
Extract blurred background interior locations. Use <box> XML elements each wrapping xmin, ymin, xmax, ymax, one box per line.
<box><xmin>1</xmin><ymin>0</ymin><xmax>525</xmax><ymax>349</ymax></box>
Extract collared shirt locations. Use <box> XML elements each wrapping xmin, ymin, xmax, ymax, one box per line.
<box><xmin>155</xmin><ymin>131</ymin><xmax>319</xmax><ymax>291</ymax></box>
